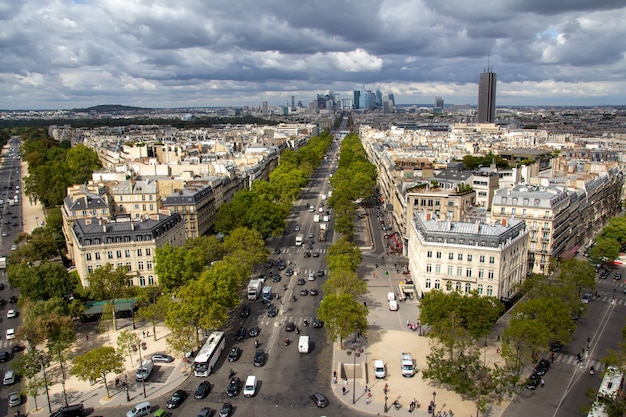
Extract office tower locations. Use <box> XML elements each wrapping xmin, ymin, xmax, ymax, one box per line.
<box><xmin>435</xmin><ymin>96</ymin><xmax>444</xmax><ymax>109</ymax></box>
<box><xmin>375</xmin><ymin>90</ymin><xmax>383</xmax><ymax>108</ymax></box>
<box><xmin>353</xmin><ymin>90</ymin><xmax>360</xmax><ymax>109</ymax></box>
<box><xmin>291</xmin><ymin>95</ymin><xmax>295</xmax><ymax>111</ymax></box>
<box><xmin>477</xmin><ymin>69</ymin><xmax>497</xmax><ymax>123</ymax></box>
<box><xmin>262</xmin><ymin>101</ymin><xmax>268</xmax><ymax>116</ymax></box>
<box><xmin>388</xmin><ymin>93</ymin><xmax>395</xmax><ymax>107</ymax></box>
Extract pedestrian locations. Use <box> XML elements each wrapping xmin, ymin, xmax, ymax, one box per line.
<box><xmin>146</xmin><ymin>330</ymin><xmax>149</xmax><ymax>337</ymax></box>
<box><xmin>541</xmin><ymin>378</ymin><xmax>545</xmax><ymax>387</ymax></box>
<box><xmin>364</xmin><ymin>301</ymin><xmax>367</xmax><ymax>307</ymax></box>
<box><xmin>407</xmin><ymin>320</ymin><xmax>410</xmax><ymax>327</ymax></box>
<box><xmin>86</xmin><ymin>334</ymin><xmax>89</xmax><ymax>341</ymax></box>
<box><xmin>142</xmin><ymin>331</ymin><xmax>145</xmax><ymax>338</ymax></box>
<box><xmin>364</xmin><ymin>385</ymin><xmax>368</xmax><ymax>393</ymax></box>
<box><xmin>342</xmin><ymin>386</ymin><xmax>346</xmax><ymax>395</ymax></box>
<box><xmin>344</xmin><ymin>378</ymin><xmax>348</xmax><ymax>387</ymax></box>
<box><xmin>384</xmin><ymin>383</ymin><xmax>388</xmax><ymax>393</ymax></box>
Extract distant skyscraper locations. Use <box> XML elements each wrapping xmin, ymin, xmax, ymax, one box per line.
<box><xmin>388</xmin><ymin>93</ymin><xmax>395</xmax><ymax>107</ymax></box>
<box><xmin>353</xmin><ymin>90</ymin><xmax>360</xmax><ymax>109</ymax></box>
<box><xmin>291</xmin><ymin>95</ymin><xmax>295</xmax><ymax>111</ymax></box>
<box><xmin>435</xmin><ymin>96</ymin><xmax>444</xmax><ymax>109</ymax></box>
<box><xmin>477</xmin><ymin>69</ymin><xmax>497</xmax><ymax>123</ymax></box>
<box><xmin>262</xmin><ymin>101</ymin><xmax>269</xmax><ymax>116</ymax></box>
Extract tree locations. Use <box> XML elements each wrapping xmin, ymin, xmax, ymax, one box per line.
<box><xmin>7</xmin><ymin>261</ymin><xmax>78</xmax><ymax>301</ymax></box>
<box><xmin>322</xmin><ymin>269</ymin><xmax>367</xmax><ymax>298</ymax></box>
<box><xmin>155</xmin><ymin>244</ymin><xmax>208</xmax><ymax>292</ymax></box>
<box><xmin>222</xmin><ymin>227</ymin><xmax>268</xmax><ymax>272</ymax></box>
<box><xmin>117</xmin><ymin>329</ymin><xmax>141</xmax><ymax>365</ymax></box>
<box><xmin>13</xmin><ymin>349</ymin><xmax>47</xmax><ymax>412</ymax></box>
<box><xmin>85</xmin><ymin>264</ymin><xmax>131</xmax><ymax>330</ymax></box>
<box><xmin>588</xmin><ymin>237</ymin><xmax>619</xmax><ymax>265</ymax></box>
<box><xmin>136</xmin><ymin>295</ymin><xmax>170</xmax><ymax>341</ymax></box>
<box><xmin>166</xmin><ymin>323</ymin><xmax>198</xmax><ymax>368</ymax></box>
<box><xmin>317</xmin><ymin>294</ymin><xmax>368</xmax><ymax>345</ymax></box>
<box><xmin>558</xmin><ymin>259</ymin><xmax>595</xmax><ymax>296</ymax></box>
<box><xmin>65</xmin><ymin>143</ymin><xmax>102</xmax><ymax>185</ymax></box>
<box><xmin>70</xmin><ymin>346</ymin><xmax>124</xmax><ymax>398</ymax></box>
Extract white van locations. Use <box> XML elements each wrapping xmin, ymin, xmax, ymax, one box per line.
<box><xmin>374</xmin><ymin>360</ymin><xmax>386</xmax><ymax>379</ymax></box>
<box><xmin>388</xmin><ymin>300</ymin><xmax>398</xmax><ymax>311</ymax></box>
<box><xmin>387</xmin><ymin>292</ymin><xmax>396</xmax><ymax>301</ymax></box>
<box><xmin>243</xmin><ymin>375</ymin><xmax>257</xmax><ymax>397</ymax></box>
<box><xmin>3</xmin><ymin>370</ymin><xmax>15</xmax><ymax>385</ymax></box>
<box><xmin>136</xmin><ymin>359</ymin><xmax>153</xmax><ymax>381</ymax></box>
<box><xmin>298</xmin><ymin>335</ymin><xmax>310</xmax><ymax>353</ymax></box>
<box><xmin>126</xmin><ymin>401</ymin><xmax>151</xmax><ymax>417</ymax></box>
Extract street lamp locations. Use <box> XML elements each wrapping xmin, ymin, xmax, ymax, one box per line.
<box><xmin>432</xmin><ymin>391</ymin><xmax>437</xmax><ymax>411</ymax></box>
<box><xmin>349</xmin><ymin>346</ymin><xmax>361</xmax><ymax>405</ymax></box>
<box><xmin>133</xmin><ymin>342</ymin><xmax>147</xmax><ymax>398</ymax></box>
<box><xmin>124</xmin><ymin>374</ymin><xmax>130</xmax><ymax>402</ymax></box>
<box><xmin>38</xmin><ymin>353</ymin><xmax>52</xmax><ymax>413</ymax></box>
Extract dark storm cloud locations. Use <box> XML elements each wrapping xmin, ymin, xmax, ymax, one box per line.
<box><xmin>0</xmin><ymin>0</ymin><xmax>624</xmax><ymax>109</ymax></box>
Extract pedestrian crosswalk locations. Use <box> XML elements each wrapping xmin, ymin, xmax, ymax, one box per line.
<box><xmin>551</xmin><ymin>352</ymin><xmax>605</xmax><ymax>372</ymax></box>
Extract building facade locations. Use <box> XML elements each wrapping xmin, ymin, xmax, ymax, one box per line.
<box><xmin>477</xmin><ymin>70</ymin><xmax>497</xmax><ymax>123</ymax></box>
<box><xmin>408</xmin><ymin>212</ymin><xmax>528</xmax><ymax>302</ymax></box>
<box><xmin>69</xmin><ymin>213</ymin><xmax>186</xmax><ymax>288</ymax></box>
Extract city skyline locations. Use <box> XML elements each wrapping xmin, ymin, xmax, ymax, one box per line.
<box><xmin>1</xmin><ymin>0</ymin><xmax>625</xmax><ymax>110</ymax></box>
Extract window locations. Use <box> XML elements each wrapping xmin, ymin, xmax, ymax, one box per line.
<box><xmin>434</xmin><ymin>279</ymin><xmax>441</xmax><ymax>289</ymax></box>
<box><xmin>479</xmin><ymin>269</ymin><xmax>485</xmax><ymax>278</ymax></box>
<box><xmin>447</xmin><ymin>266</ymin><xmax>453</xmax><ymax>275</ymax></box>
<box><xmin>446</xmin><ymin>281</ymin><xmax>453</xmax><ymax>291</ymax></box>
<box><xmin>455</xmin><ymin>282</ymin><xmax>462</xmax><ymax>292</ymax></box>
<box><xmin>125</xmin><ymin>249</ymin><xmax>131</xmax><ymax>258</ymax></box>
<box><xmin>148</xmin><ymin>276</ymin><xmax>155</xmax><ymax>285</ymax></box>
<box><xmin>126</xmin><ymin>262</ymin><xmax>132</xmax><ymax>271</ymax></box>
<box><xmin>116</xmin><ymin>250</ymin><xmax>122</xmax><ymax>258</ymax></box>
<box><xmin>511</xmin><ymin>208</ymin><xmax>516</xmax><ymax>215</ymax></box>
<box><xmin>107</xmin><ymin>251</ymin><xmax>113</xmax><ymax>259</ymax></box>
<box><xmin>465</xmin><ymin>283</ymin><xmax>471</xmax><ymax>293</ymax></box>
<box><xmin>427</xmin><ymin>251</ymin><xmax>433</xmax><ymax>258</ymax></box>
<box><xmin>467</xmin><ymin>254</ymin><xmax>473</xmax><ymax>262</ymax></box>
<box><xmin>435</xmin><ymin>264</ymin><xmax>441</xmax><ymax>274</ymax></box>
<box><xmin>489</xmin><ymin>256</ymin><xmax>495</xmax><ymax>264</ymax></box>
<box><xmin>146</xmin><ymin>248</ymin><xmax>152</xmax><ymax>256</ymax></box>
<box><xmin>425</xmin><ymin>279</ymin><xmax>431</xmax><ymax>289</ymax></box>
<box><xmin>456</xmin><ymin>267</ymin><xmax>462</xmax><ymax>276</ymax></box>
<box><xmin>522</xmin><ymin>209</ymin><xmax>527</xmax><ymax>216</ymax></box>
<box><xmin>466</xmin><ymin>268</ymin><xmax>472</xmax><ymax>278</ymax></box>
<box><xmin>500</xmin><ymin>207</ymin><xmax>506</xmax><ymax>214</ymax></box>
<box><xmin>134</xmin><ymin>204</ymin><xmax>139</xmax><ymax>210</ymax></box>
<box><xmin>488</xmin><ymin>270</ymin><xmax>494</xmax><ymax>280</ymax></box>
<box><xmin>127</xmin><ymin>278</ymin><xmax>134</xmax><ymax>286</ymax></box>
<box><xmin>87</xmin><ymin>266</ymin><xmax>93</xmax><ymax>273</ymax></box>
<box><xmin>457</xmin><ymin>253</ymin><xmax>463</xmax><ymax>261</ymax></box>
<box><xmin>426</xmin><ymin>264</ymin><xmax>432</xmax><ymax>273</ymax></box>
<box><xmin>477</xmin><ymin>284</ymin><xmax>483</xmax><ymax>295</ymax></box>
<box><xmin>95</xmin><ymin>252</ymin><xmax>101</xmax><ymax>260</ymax></box>
<box><xmin>487</xmin><ymin>285</ymin><xmax>493</xmax><ymax>296</ymax></box>
<box><xmin>86</xmin><ymin>253</ymin><xmax>92</xmax><ymax>261</ymax></box>
<box><xmin>436</xmin><ymin>251</ymin><xmax>442</xmax><ymax>259</ymax></box>
<box><xmin>448</xmin><ymin>252</ymin><xmax>454</xmax><ymax>260</ymax></box>
<box><xmin>137</xmin><ymin>249</ymin><xmax>143</xmax><ymax>256</ymax></box>
<box><xmin>146</xmin><ymin>260</ymin><xmax>153</xmax><ymax>269</ymax></box>
<box><xmin>138</xmin><ymin>261</ymin><xmax>144</xmax><ymax>270</ymax></box>
<box><xmin>139</xmin><ymin>277</ymin><xmax>146</xmax><ymax>286</ymax></box>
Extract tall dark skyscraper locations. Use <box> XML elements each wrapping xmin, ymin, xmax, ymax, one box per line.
<box><xmin>477</xmin><ymin>69</ymin><xmax>497</xmax><ymax>123</ymax></box>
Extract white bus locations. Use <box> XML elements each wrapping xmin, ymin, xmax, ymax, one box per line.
<box><xmin>587</xmin><ymin>366</ymin><xmax>624</xmax><ymax>417</ymax></box>
<box><xmin>193</xmin><ymin>331</ymin><xmax>226</xmax><ymax>377</ymax></box>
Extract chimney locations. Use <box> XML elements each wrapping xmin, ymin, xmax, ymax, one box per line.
<box><xmin>501</xmin><ymin>218</ymin><xmax>508</xmax><ymax>227</ymax></box>
<box><xmin>426</xmin><ymin>213</ymin><xmax>431</xmax><ymax>221</ymax></box>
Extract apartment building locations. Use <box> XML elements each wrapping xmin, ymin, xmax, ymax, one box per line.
<box><xmin>107</xmin><ymin>179</ymin><xmax>161</xmax><ymax>219</ymax></box>
<box><xmin>492</xmin><ymin>184</ymin><xmax>573</xmax><ymax>274</ymax></box>
<box><xmin>409</xmin><ymin>212</ymin><xmax>529</xmax><ymax>302</ymax></box>
<box><xmin>69</xmin><ymin>213</ymin><xmax>186</xmax><ymax>288</ymax></box>
<box><xmin>162</xmin><ymin>179</ymin><xmax>218</xmax><ymax>239</ymax></box>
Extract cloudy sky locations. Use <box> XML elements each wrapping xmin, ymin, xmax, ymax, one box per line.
<box><xmin>1</xmin><ymin>0</ymin><xmax>625</xmax><ymax>110</ymax></box>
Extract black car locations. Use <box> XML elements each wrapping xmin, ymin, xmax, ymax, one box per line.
<box><xmin>310</xmin><ymin>289</ymin><xmax>319</xmax><ymax>296</ymax></box>
<box><xmin>549</xmin><ymin>341</ymin><xmax>563</xmax><ymax>352</ymax></box>
<box><xmin>285</xmin><ymin>269</ymin><xmax>294</xmax><ymax>276</ymax></box>
<box><xmin>273</xmin><ymin>248</ymin><xmax>281</xmax><ymax>255</ymax></box>
<box><xmin>9</xmin><ymin>296</ymin><xmax>17</xmax><ymax>304</ymax></box>
<box><xmin>534</xmin><ymin>359</ymin><xmax>550</xmax><ymax>376</ymax></box>
<box><xmin>0</xmin><ymin>351</ymin><xmax>9</xmax><ymax>362</ymax></box>
<box><xmin>248</xmin><ymin>326</ymin><xmax>260</xmax><ymax>337</ymax></box>
<box><xmin>272</xmin><ymin>274</ymin><xmax>282</xmax><ymax>283</ymax></box>
<box><xmin>277</xmin><ymin>261</ymin><xmax>286</xmax><ymax>270</ymax></box>
<box><xmin>194</xmin><ymin>381</ymin><xmax>212</xmax><ymax>399</ymax></box>
<box><xmin>253</xmin><ymin>349</ymin><xmax>265</xmax><ymax>367</ymax></box>
<box><xmin>227</xmin><ymin>346</ymin><xmax>241</xmax><ymax>362</ymax></box>
<box><xmin>304</xmin><ymin>251</ymin><xmax>311</xmax><ymax>258</ymax></box>
<box><xmin>235</xmin><ymin>327</ymin><xmax>246</xmax><ymax>341</ymax></box>
<box><xmin>166</xmin><ymin>389</ymin><xmax>188</xmax><ymax>409</ymax></box>
<box><xmin>240</xmin><ymin>305</ymin><xmax>250</xmax><ymax>318</ymax></box>
<box><xmin>226</xmin><ymin>377</ymin><xmax>241</xmax><ymax>397</ymax></box>
<box><xmin>311</xmin><ymin>392</ymin><xmax>329</xmax><ymax>407</ymax></box>
<box><xmin>218</xmin><ymin>403</ymin><xmax>233</xmax><ymax>417</ymax></box>
<box><xmin>285</xmin><ymin>322</ymin><xmax>296</xmax><ymax>332</ymax></box>
<box><xmin>312</xmin><ymin>318</ymin><xmax>323</xmax><ymax>328</ymax></box>
<box><xmin>297</xmin><ymin>278</ymin><xmax>305</xmax><ymax>285</ymax></box>
<box><xmin>525</xmin><ymin>373</ymin><xmax>541</xmax><ymax>390</ymax></box>
<box><xmin>312</xmin><ymin>251</ymin><xmax>320</xmax><ymax>258</ymax></box>
<box><xmin>317</xmin><ymin>270</ymin><xmax>325</xmax><ymax>276</ymax></box>
<box><xmin>265</xmin><ymin>261</ymin><xmax>273</xmax><ymax>269</ymax></box>
<box><xmin>300</xmin><ymin>288</ymin><xmax>309</xmax><ymax>296</ymax></box>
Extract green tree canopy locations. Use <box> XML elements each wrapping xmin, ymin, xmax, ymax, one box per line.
<box><xmin>70</xmin><ymin>346</ymin><xmax>124</xmax><ymax>398</ymax></box>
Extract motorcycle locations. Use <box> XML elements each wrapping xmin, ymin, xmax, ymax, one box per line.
<box><xmin>590</xmin><ymin>366</ymin><xmax>595</xmax><ymax>375</ymax></box>
<box><xmin>254</xmin><ymin>339</ymin><xmax>259</xmax><ymax>348</ymax></box>
<box><xmin>292</xmin><ymin>295</ymin><xmax>296</xmax><ymax>302</ymax></box>
<box><xmin>284</xmin><ymin>338</ymin><xmax>290</xmax><ymax>346</ymax></box>
<box><xmin>295</xmin><ymin>327</ymin><xmax>300</xmax><ymax>334</ymax></box>
<box><xmin>283</xmin><ymin>284</ymin><xmax>287</xmax><ymax>291</ymax></box>
<box><xmin>393</xmin><ymin>400</ymin><xmax>401</xmax><ymax>410</ymax></box>
<box><xmin>228</xmin><ymin>369</ymin><xmax>235</xmax><ymax>378</ymax></box>
<box><xmin>303</xmin><ymin>319</ymin><xmax>309</xmax><ymax>327</ymax></box>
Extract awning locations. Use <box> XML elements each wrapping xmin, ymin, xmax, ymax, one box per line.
<box><xmin>83</xmin><ymin>299</ymin><xmax>136</xmax><ymax>316</ymax></box>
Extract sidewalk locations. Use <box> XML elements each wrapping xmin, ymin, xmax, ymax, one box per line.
<box><xmin>31</xmin><ymin>320</ymin><xmax>192</xmax><ymax>415</ymax></box>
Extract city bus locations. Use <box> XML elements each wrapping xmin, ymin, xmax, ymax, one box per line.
<box><xmin>193</xmin><ymin>331</ymin><xmax>226</xmax><ymax>377</ymax></box>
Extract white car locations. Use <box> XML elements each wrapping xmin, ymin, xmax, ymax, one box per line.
<box><xmin>6</xmin><ymin>328</ymin><xmax>15</xmax><ymax>339</ymax></box>
<box><xmin>581</xmin><ymin>293</ymin><xmax>592</xmax><ymax>304</ymax></box>
<box><xmin>6</xmin><ymin>310</ymin><xmax>16</xmax><ymax>319</ymax></box>
<box><xmin>388</xmin><ymin>300</ymin><xmax>399</xmax><ymax>311</ymax></box>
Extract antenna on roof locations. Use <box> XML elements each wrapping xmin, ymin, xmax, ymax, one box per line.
<box><xmin>487</xmin><ymin>52</ymin><xmax>490</xmax><ymax>72</ymax></box>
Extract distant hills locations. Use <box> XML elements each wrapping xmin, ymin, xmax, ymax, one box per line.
<box><xmin>72</xmin><ymin>104</ymin><xmax>149</xmax><ymax>113</ymax></box>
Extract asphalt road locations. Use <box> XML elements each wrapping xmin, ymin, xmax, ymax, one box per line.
<box><xmin>0</xmin><ymin>137</ymin><xmax>25</xmax><ymax>416</ymax></box>
<box><xmin>93</xmin><ymin>139</ymin><xmax>367</xmax><ymax>417</ymax></box>
<box><xmin>503</xmin><ymin>267</ymin><xmax>626</xmax><ymax>417</ymax></box>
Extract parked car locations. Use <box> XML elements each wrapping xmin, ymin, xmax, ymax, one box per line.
<box><xmin>312</xmin><ymin>318</ymin><xmax>324</xmax><ymax>328</ymax></box>
<box><xmin>312</xmin><ymin>251</ymin><xmax>320</xmax><ymax>257</ymax></box>
<box><xmin>152</xmin><ymin>353</ymin><xmax>174</xmax><ymax>363</ymax></box>
<box><xmin>310</xmin><ymin>289</ymin><xmax>319</xmax><ymax>296</ymax></box>
<box><xmin>8</xmin><ymin>391</ymin><xmax>20</xmax><ymax>407</ymax></box>
<box><xmin>248</xmin><ymin>326</ymin><xmax>260</xmax><ymax>337</ymax></box>
<box><xmin>300</xmin><ymin>288</ymin><xmax>309</xmax><ymax>296</ymax></box>
<box><xmin>265</xmin><ymin>261</ymin><xmax>273</xmax><ymax>269</ymax></box>
<box><xmin>228</xmin><ymin>346</ymin><xmax>241</xmax><ymax>362</ymax></box>
<box><xmin>303</xmin><ymin>251</ymin><xmax>311</xmax><ymax>258</ymax></box>
<box><xmin>194</xmin><ymin>381</ymin><xmax>212</xmax><ymax>399</ymax></box>
<box><xmin>297</xmin><ymin>278</ymin><xmax>305</xmax><ymax>285</ymax></box>
<box><xmin>0</xmin><ymin>351</ymin><xmax>10</xmax><ymax>362</ymax></box>
<box><xmin>253</xmin><ymin>349</ymin><xmax>265</xmax><ymax>367</ymax></box>
<box><xmin>218</xmin><ymin>403</ymin><xmax>233</xmax><ymax>417</ymax></box>
<box><xmin>6</xmin><ymin>309</ymin><xmax>17</xmax><ymax>319</ymax></box>
<box><xmin>196</xmin><ymin>407</ymin><xmax>214</xmax><ymax>417</ymax></box>
<box><xmin>534</xmin><ymin>359</ymin><xmax>550</xmax><ymax>376</ymax></box>
<box><xmin>267</xmin><ymin>305</ymin><xmax>278</xmax><ymax>317</ymax></box>
<box><xmin>525</xmin><ymin>373</ymin><xmax>541</xmax><ymax>390</ymax></box>
<box><xmin>285</xmin><ymin>322</ymin><xmax>296</xmax><ymax>332</ymax></box>
<box><xmin>235</xmin><ymin>327</ymin><xmax>246</xmax><ymax>341</ymax></box>
<box><xmin>240</xmin><ymin>305</ymin><xmax>250</xmax><ymax>318</ymax></box>
<box><xmin>166</xmin><ymin>390</ymin><xmax>187</xmax><ymax>409</ymax></box>
<box><xmin>226</xmin><ymin>377</ymin><xmax>241</xmax><ymax>397</ymax></box>
<box><xmin>285</xmin><ymin>268</ymin><xmax>294</xmax><ymax>276</ymax></box>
